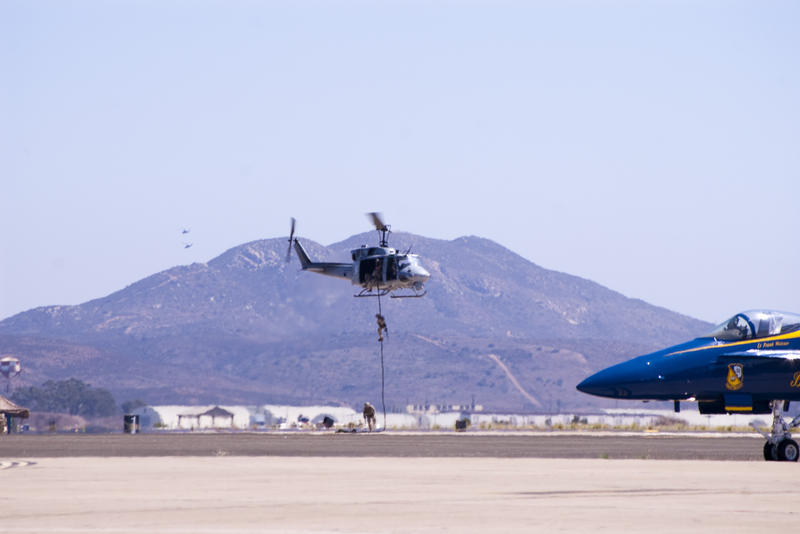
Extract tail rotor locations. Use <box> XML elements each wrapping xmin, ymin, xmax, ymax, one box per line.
<box><xmin>286</xmin><ymin>217</ymin><xmax>296</xmax><ymax>263</ymax></box>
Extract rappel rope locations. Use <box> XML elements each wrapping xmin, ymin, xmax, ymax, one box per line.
<box><xmin>377</xmin><ymin>288</ymin><xmax>387</xmax><ymax>431</ymax></box>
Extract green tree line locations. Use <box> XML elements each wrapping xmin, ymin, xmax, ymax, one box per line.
<box><xmin>11</xmin><ymin>378</ymin><xmax>118</xmax><ymax>417</ymax></box>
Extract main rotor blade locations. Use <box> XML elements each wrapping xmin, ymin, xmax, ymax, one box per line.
<box><xmin>367</xmin><ymin>212</ymin><xmax>388</xmax><ymax>231</ymax></box>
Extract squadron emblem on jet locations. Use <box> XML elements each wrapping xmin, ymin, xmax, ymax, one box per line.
<box><xmin>726</xmin><ymin>363</ymin><xmax>744</xmax><ymax>391</ymax></box>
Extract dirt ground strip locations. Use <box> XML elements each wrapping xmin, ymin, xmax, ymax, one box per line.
<box><xmin>1</xmin><ymin>456</ymin><xmax>798</xmax><ymax>534</ymax></box>
<box><xmin>0</xmin><ymin>431</ymin><xmax>767</xmax><ymax>460</ymax></box>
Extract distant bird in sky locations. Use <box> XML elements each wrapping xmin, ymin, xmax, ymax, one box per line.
<box><xmin>182</xmin><ymin>228</ymin><xmax>191</xmax><ymax>234</ymax></box>
<box><xmin>183</xmin><ymin>242</ymin><xmax>193</xmax><ymax>249</ymax></box>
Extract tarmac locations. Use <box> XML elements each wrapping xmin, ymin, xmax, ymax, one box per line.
<box><xmin>0</xmin><ymin>431</ymin><xmax>769</xmax><ymax>459</ymax></box>
<box><xmin>2</xmin><ymin>432</ymin><xmax>798</xmax><ymax>533</ymax></box>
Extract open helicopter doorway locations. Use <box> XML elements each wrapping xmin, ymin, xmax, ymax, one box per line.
<box><xmin>358</xmin><ymin>256</ymin><xmax>399</xmax><ymax>287</ymax></box>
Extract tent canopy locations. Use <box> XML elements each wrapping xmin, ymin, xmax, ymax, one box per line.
<box><xmin>0</xmin><ymin>395</ymin><xmax>30</xmax><ymax>418</ymax></box>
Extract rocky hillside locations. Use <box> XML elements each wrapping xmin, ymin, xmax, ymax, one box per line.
<box><xmin>0</xmin><ymin>233</ymin><xmax>710</xmax><ymax>411</ymax></box>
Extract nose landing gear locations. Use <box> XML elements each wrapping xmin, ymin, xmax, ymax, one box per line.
<box><xmin>750</xmin><ymin>401</ymin><xmax>800</xmax><ymax>462</ymax></box>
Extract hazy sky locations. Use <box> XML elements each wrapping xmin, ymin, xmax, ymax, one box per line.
<box><xmin>2</xmin><ymin>1</ymin><xmax>798</xmax><ymax>324</ymax></box>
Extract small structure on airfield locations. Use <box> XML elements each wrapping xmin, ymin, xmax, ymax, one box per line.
<box><xmin>0</xmin><ymin>394</ymin><xmax>29</xmax><ymax>434</ymax></box>
<box><xmin>177</xmin><ymin>406</ymin><xmax>236</xmax><ymax>429</ymax></box>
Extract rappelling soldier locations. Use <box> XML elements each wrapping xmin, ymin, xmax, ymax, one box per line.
<box><xmin>376</xmin><ymin>314</ymin><xmax>388</xmax><ymax>342</ymax></box>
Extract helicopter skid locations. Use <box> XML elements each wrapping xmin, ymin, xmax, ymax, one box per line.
<box><xmin>390</xmin><ymin>290</ymin><xmax>427</xmax><ymax>299</ymax></box>
<box><xmin>354</xmin><ymin>289</ymin><xmax>390</xmax><ymax>298</ymax></box>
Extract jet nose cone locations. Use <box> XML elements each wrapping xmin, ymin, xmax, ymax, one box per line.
<box><xmin>576</xmin><ymin>358</ymin><xmax>655</xmax><ymax>399</ymax></box>
<box><xmin>576</xmin><ymin>372</ymin><xmax>619</xmax><ymax>398</ymax></box>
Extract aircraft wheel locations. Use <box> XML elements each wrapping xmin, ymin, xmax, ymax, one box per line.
<box><xmin>763</xmin><ymin>442</ymin><xmax>777</xmax><ymax>461</ymax></box>
<box><xmin>777</xmin><ymin>439</ymin><xmax>800</xmax><ymax>462</ymax></box>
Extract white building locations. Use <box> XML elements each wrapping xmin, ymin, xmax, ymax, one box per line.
<box><xmin>133</xmin><ymin>404</ymin><xmax>363</xmax><ymax>431</ymax></box>
<box><xmin>133</xmin><ymin>405</ymin><xmax>251</xmax><ymax>430</ymax></box>
<box><xmin>131</xmin><ymin>403</ymin><xmax>776</xmax><ymax>432</ymax></box>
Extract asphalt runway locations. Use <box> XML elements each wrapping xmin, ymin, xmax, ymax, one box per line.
<box><xmin>3</xmin><ymin>432</ymin><xmax>798</xmax><ymax>533</ymax></box>
<box><xmin>0</xmin><ymin>431</ymin><xmax>768</xmax><ymax>460</ymax></box>
<box><xmin>2</xmin><ymin>455</ymin><xmax>799</xmax><ymax>534</ymax></box>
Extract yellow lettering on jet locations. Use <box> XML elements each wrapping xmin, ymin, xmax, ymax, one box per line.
<box><xmin>791</xmin><ymin>372</ymin><xmax>800</xmax><ymax>388</ymax></box>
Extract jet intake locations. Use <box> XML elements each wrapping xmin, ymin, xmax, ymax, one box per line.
<box><xmin>698</xmin><ymin>395</ymin><xmax>771</xmax><ymax>414</ymax></box>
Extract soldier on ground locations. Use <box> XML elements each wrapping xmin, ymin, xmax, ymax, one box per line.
<box><xmin>363</xmin><ymin>402</ymin><xmax>376</xmax><ymax>431</ymax></box>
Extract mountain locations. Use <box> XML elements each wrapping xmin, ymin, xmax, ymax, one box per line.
<box><xmin>0</xmin><ymin>233</ymin><xmax>710</xmax><ymax>411</ymax></box>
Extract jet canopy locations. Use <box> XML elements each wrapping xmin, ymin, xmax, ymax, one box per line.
<box><xmin>705</xmin><ymin>310</ymin><xmax>800</xmax><ymax>341</ymax></box>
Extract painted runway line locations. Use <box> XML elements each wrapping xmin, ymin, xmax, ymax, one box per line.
<box><xmin>0</xmin><ymin>460</ymin><xmax>36</xmax><ymax>470</ymax></box>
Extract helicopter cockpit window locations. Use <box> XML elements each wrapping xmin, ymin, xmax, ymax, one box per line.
<box><xmin>705</xmin><ymin>310</ymin><xmax>800</xmax><ymax>341</ymax></box>
<box><xmin>397</xmin><ymin>255</ymin><xmax>413</xmax><ymax>270</ymax></box>
<box><xmin>398</xmin><ymin>255</ymin><xmax>420</xmax><ymax>268</ymax></box>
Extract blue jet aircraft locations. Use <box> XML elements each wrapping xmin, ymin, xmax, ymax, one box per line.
<box><xmin>577</xmin><ymin>310</ymin><xmax>800</xmax><ymax>461</ymax></box>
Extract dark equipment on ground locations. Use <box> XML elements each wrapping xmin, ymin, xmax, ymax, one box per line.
<box><xmin>123</xmin><ymin>414</ymin><xmax>139</xmax><ymax>434</ymax></box>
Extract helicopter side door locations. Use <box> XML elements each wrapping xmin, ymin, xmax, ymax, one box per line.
<box><xmin>358</xmin><ymin>257</ymin><xmax>383</xmax><ymax>285</ymax></box>
<box><xmin>357</xmin><ymin>255</ymin><xmax>398</xmax><ymax>286</ymax></box>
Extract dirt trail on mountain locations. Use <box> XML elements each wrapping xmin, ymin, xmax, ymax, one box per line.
<box><xmin>487</xmin><ymin>353</ymin><xmax>542</xmax><ymax>408</ymax></box>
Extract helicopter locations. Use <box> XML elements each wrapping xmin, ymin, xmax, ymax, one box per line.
<box><xmin>287</xmin><ymin>213</ymin><xmax>430</xmax><ymax>298</ymax></box>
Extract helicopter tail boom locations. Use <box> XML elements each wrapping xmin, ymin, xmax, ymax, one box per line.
<box><xmin>293</xmin><ymin>239</ymin><xmax>353</xmax><ymax>280</ymax></box>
